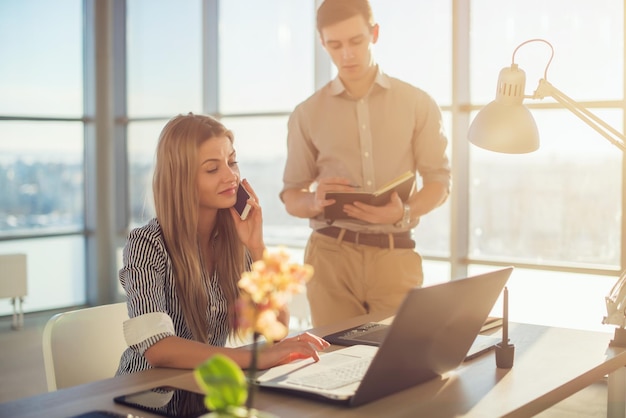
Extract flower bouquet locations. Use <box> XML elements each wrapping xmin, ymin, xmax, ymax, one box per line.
<box><xmin>194</xmin><ymin>248</ymin><xmax>313</xmax><ymax>417</ymax></box>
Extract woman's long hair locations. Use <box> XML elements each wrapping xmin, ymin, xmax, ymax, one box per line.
<box><xmin>153</xmin><ymin>113</ymin><xmax>245</xmax><ymax>342</ymax></box>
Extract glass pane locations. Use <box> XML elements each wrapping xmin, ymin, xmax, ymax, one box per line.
<box><xmin>422</xmin><ymin>260</ymin><xmax>451</xmax><ymax>286</ymax></box>
<box><xmin>469</xmin><ymin>109</ymin><xmax>622</xmax><ymax>267</ymax></box>
<box><xmin>0</xmin><ymin>121</ymin><xmax>84</xmax><ymax>235</ymax></box>
<box><xmin>127</xmin><ymin>0</ymin><xmax>202</xmax><ymax>117</ymax></box>
<box><xmin>127</xmin><ymin>120</ymin><xmax>165</xmax><ymax>227</ymax></box>
<box><xmin>219</xmin><ymin>0</ymin><xmax>315</xmax><ymax>113</ymax></box>
<box><xmin>371</xmin><ymin>0</ymin><xmax>452</xmax><ymax>105</ymax></box>
<box><xmin>0</xmin><ymin>235</ymin><xmax>86</xmax><ymax>315</ymax></box>
<box><xmin>469</xmin><ymin>265</ymin><xmax>616</xmax><ymax>332</ymax></box>
<box><xmin>221</xmin><ymin>116</ymin><xmax>310</xmax><ymax>247</ymax></box>
<box><xmin>0</xmin><ymin>0</ymin><xmax>82</xmax><ymax>116</ymax></box>
<box><xmin>414</xmin><ymin>111</ymin><xmax>451</xmax><ymax>257</ymax></box>
<box><xmin>471</xmin><ymin>0</ymin><xmax>624</xmax><ymax>103</ymax></box>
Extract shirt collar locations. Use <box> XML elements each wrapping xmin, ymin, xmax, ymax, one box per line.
<box><xmin>329</xmin><ymin>66</ymin><xmax>391</xmax><ymax>96</ymax></box>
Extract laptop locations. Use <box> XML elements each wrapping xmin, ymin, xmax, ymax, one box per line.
<box><xmin>256</xmin><ymin>267</ymin><xmax>513</xmax><ymax>407</ymax></box>
<box><xmin>323</xmin><ymin>320</ymin><xmax>500</xmax><ymax>362</ymax></box>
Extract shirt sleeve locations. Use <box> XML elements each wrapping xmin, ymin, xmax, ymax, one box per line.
<box><xmin>413</xmin><ymin>92</ymin><xmax>451</xmax><ymax>188</ymax></box>
<box><xmin>123</xmin><ymin>311</ymin><xmax>175</xmax><ymax>356</ymax></box>
<box><xmin>280</xmin><ymin>103</ymin><xmax>319</xmax><ymax>201</ymax></box>
<box><xmin>119</xmin><ymin>223</ymin><xmax>176</xmax><ymax>355</ymax></box>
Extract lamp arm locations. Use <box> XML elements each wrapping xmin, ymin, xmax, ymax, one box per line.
<box><xmin>535</xmin><ymin>78</ymin><xmax>626</xmax><ymax>332</ymax></box>
<box><xmin>533</xmin><ymin>79</ymin><xmax>626</xmax><ymax>152</ymax></box>
<box><xmin>603</xmin><ymin>269</ymin><xmax>626</xmax><ymax>328</ymax></box>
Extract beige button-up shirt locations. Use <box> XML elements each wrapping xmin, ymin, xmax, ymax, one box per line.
<box><xmin>282</xmin><ymin>69</ymin><xmax>451</xmax><ymax>234</ymax></box>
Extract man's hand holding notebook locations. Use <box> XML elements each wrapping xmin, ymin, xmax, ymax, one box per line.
<box><xmin>323</xmin><ymin>171</ymin><xmax>416</xmax><ymax>220</ymax></box>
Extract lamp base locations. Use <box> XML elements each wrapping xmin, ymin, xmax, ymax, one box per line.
<box><xmin>609</xmin><ymin>328</ymin><xmax>626</xmax><ymax>348</ymax></box>
<box><xmin>495</xmin><ymin>343</ymin><xmax>515</xmax><ymax>368</ymax></box>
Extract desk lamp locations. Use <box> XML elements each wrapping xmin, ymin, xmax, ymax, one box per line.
<box><xmin>467</xmin><ymin>38</ymin><xmax>626</xmax><ymax>347</ymax></box>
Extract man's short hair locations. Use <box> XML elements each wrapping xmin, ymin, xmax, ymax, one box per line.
<box><xmin>316</xmin><ymin>0</ymin><xmax>375</xmax><ymax>33</ymax></box>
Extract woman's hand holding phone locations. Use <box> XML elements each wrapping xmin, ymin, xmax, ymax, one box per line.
<box><xmin>231</xmin><ymin>179</ymin><xmax>265</xmax><ymax>260</ymax></box>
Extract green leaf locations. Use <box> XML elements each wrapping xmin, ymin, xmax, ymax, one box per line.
<box><xmin>193</xmin><ymin>354</ymin><xmax>248</xmax><ymax>412</ymax></box>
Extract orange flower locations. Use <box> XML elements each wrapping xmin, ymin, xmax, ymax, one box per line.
<box><xmin>237</xmin><ymin>248</ymin><xmax>313</xmax><ymax>343</ymax></box>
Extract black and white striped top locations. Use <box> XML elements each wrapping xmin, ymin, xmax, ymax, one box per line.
<box><xmin>116</xmin><ymin>218</ymin><xmax>244</xmax><ymax>375</ymax></box>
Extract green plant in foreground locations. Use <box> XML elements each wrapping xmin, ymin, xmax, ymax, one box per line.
<box><xmin>193</xmin><ymin>354</ymin><xmax>250</xmax><ymax>417</ymax></box>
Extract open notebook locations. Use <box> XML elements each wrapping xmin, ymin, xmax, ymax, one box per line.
<box><xmin>257</xmin><ymin>267</ymin><xmax>513</xmax><ymax>407</ymax></box>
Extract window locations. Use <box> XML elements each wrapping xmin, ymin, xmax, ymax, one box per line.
<box><xmin>127</xmin><ymin>121</ymin><xmax>161</xmax><ymax>227</ymax></box>
<box><xmin>0</xmin><ymin>122</ymin><xmax>84</xmax><ymax>234</ymax></box>
<box><xmin>0</xmin><ymin>0</ymin><xmax>85</xmax><ymax>315</ymax></box>
<box><xmin>126</xmin><ymin>0</ymin><xmax>202</xmax><ymax>118</ymax></box>
<box><xmin>371</xmin><ymin>1</ymin><xmax>453</xmax><ymax>256</ymax></box>
<box><xmin>0</xmin><ymin>1</ymin><xmax>83</xmax><ymax>117</ymax></box>
<box><xmin>219</xmin><ymin>1</ymin><xmax>315</xmax><ymax>246</ymax></box>
<box><xmin>219</xmin><ymin>0</ymin><xmax>315</xmax><ymax>114</ymax></box>
<box><xmin>126</xmin><ymin>0</ymin><xmax>203</xmax><ymax>227</ymax></box>
<box><xmin>1</xmin><ymin>0</ymin><xmax>624</xmax><ymax>326</ymax></box>
<box><xmin>469</xmin><ymin>0</ymin><xmax>624</xmax><ymax>268</ymax></box>
<box><xmin>372</xmin><ymin>0</ymin><xmax>452</xmax><ymax>105</ymax></box>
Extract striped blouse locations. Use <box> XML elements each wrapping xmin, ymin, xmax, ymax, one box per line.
<box><xmin>116</xmin><ymin>218</ymin><xmax>245</xmax><ymax>375</ymax></box>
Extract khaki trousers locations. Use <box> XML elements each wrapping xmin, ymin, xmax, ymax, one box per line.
<box><xmin>304</xmin><ymin>230</ymin><xmax>424</xmax><ymax>327</ymax></box>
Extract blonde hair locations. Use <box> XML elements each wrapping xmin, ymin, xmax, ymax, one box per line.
<box><xmin>153</xmin><ymin>113</ymin><xmax>245</xmax><ymax>342</ymax></box>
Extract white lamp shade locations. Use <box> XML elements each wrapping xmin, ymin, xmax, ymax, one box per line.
<box><xmin>468</xmin><ymin>100</ymin><xmax>540</xmax><ymax>153</ymax></box>
<box><xmin>468</xmin><ymin>65</ymin><xmax>540</xmax><ymax>154</ymax></box>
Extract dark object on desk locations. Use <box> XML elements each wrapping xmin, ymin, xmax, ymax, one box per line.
<box><xmin>323</xmin><ymin>322</ymin><xmax>389</xmax><ymax>346</ymax></box>
<box><xmin>257</xmin><ymin>267</ymin><xmax>513</xmax><ymax>407</ymax></box>
<box><xmin>496</xmin><ymin>342</ymin><xmax>515</xmax><ymax>368</ymax></box>
<box><xmin>495</xmin><ymin>286</ymin><xmax>515</xmax><ymax>368</ymax></box>
<box><xmin>114</xmin><ymin>386</ymin><xmax>208</xmax><ymax>418</ymax></box>
<box><xmin>323</xmin><ymin>171</ymin><xmax>415</xmax><ymax>220</ymax></box>
<box><xmin>323</xmin><ymin>322</ymin><xmax>500</xmax><ymax>361</ymax></box>
<box><xmin>71</xmin><ymin>412</ymin><xmax>138</xmax><ymax>418</ymax></box>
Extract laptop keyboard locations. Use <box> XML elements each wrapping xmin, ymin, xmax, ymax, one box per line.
<box><xmin>285</xmin><ymin>357</ymin><xmax>371</xmax><ymax>390</ymax></box>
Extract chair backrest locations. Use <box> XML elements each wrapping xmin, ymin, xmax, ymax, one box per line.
<box><xmin>42</xmin><ymin>302</ymin><xmax>129</xmax><ymax>391</ymax></box>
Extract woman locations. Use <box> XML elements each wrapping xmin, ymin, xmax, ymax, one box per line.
<box><xmin>116</xmin><ymin>113</ymin><xmax>328</xmax><ymax>375</ymax></box>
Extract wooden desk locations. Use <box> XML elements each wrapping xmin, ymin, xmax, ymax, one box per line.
<box><xmin>2</xmin><ymin>316</ymin><xmax>626</xmax><ymax>418</ymax></box>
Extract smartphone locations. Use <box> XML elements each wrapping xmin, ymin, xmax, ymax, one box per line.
<box><xmin>113</xmin><ymin>386</ymin><xmax>209</xmax><ymax>418</ymax></box>
<box><xmin>234</xmin><ymin>183</ymin><xmax>252</xmax><ymax>220</ymax></box>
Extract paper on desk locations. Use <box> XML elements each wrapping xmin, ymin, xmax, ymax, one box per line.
<box><xmin>255</xmin><ymin>357</ymin><xmax>318</xmax><ymax>383</ymax></box>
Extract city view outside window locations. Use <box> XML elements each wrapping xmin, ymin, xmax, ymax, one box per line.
<box><xmin>0</xmin><ymin>0</ymin><xmax>623</xmax><ymax>319</ymax></box>
<box><xmin>469</xmin><ymin>0</ymin><xmax>623</xmax><ymax>266</ymax></box>
<box><xmin>0</xmin><ymin>0</ymin><xmax>85</xmax><ymax>315</ymax></box>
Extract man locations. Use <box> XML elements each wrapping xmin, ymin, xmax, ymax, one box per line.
<box><xmin>280</xmin><ymin>0</ymin><xmax>451</xmax><ymax>327</ymax></box>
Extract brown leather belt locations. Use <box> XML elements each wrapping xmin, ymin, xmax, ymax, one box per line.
<box><xmin>316</xmin><ymin>227</ymin><xmax>415</xmax><ymax>249</ymax></box>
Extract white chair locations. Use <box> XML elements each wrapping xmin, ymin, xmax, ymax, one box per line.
<box><xmin>42</xmin><ymin>302</ymin><xmax>129</xmax><ymax>391</ymax></box>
